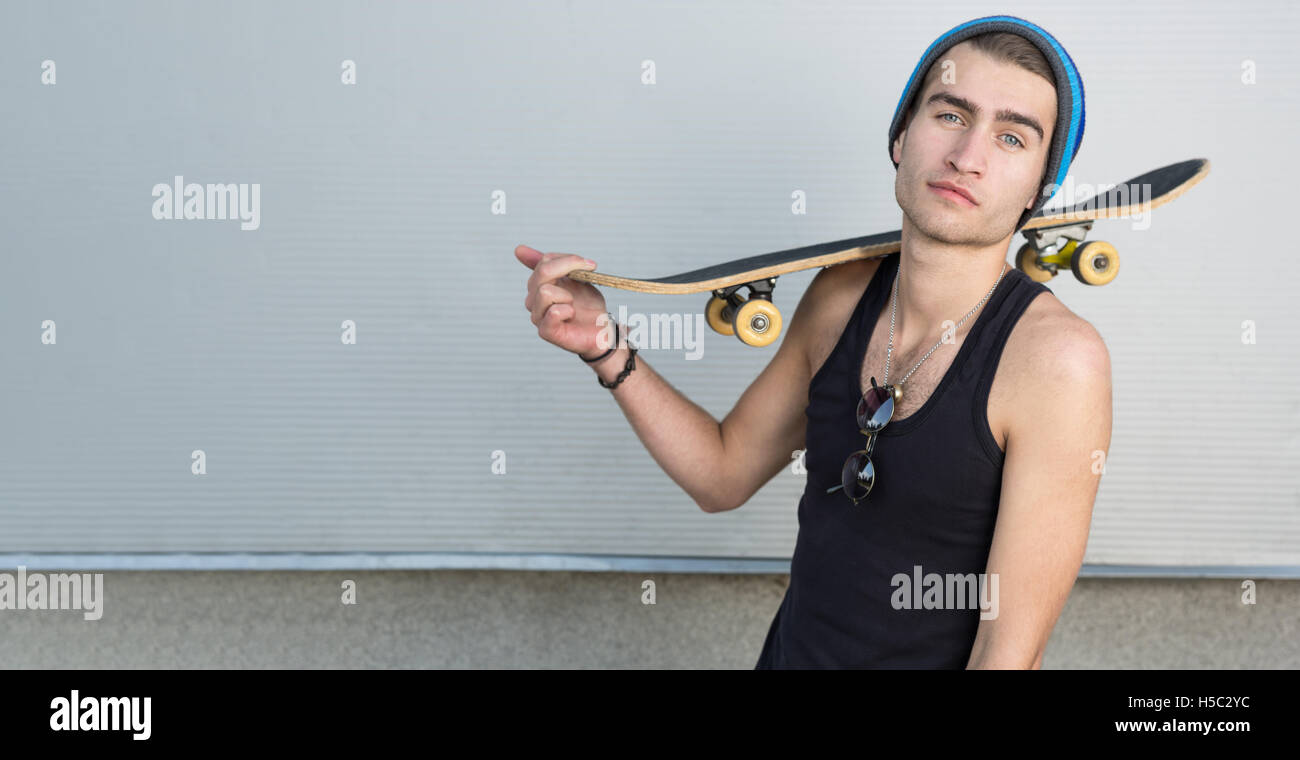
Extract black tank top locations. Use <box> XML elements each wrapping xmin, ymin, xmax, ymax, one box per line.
<box><xmin>755</xmin><ymin>251</ymin><xmax>1051</xmax><ymax>668</ymax></box>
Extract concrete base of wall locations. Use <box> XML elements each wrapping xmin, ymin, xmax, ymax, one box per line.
<box><xmin>1</xmin><ymin>572</ymin><xmax>1293</xmax><ymax>668</ymax></box>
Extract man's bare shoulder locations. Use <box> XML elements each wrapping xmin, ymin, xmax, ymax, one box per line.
<box><xmin>794</xmin><ymin>257</ymin><xmax>884</xmax><ymax>379</ymax></box>
<box><xmin>989</xmin><ymin>288</ymin><xmax>1111</xmax><ymax>451</ymax></box>
<box><xmin>1010</xmin><ymin>291</ymin><xmax>1110</xmax><ymax>371</ymax></box>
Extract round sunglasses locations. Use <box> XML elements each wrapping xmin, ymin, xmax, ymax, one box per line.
<box><xmin>826</xmin><ymin>377</ymin><xmax>896</xmax><ymax>505</ymax></box>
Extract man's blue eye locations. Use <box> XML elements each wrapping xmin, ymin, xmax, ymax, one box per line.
<box><xmin>940</xmin><ymin>112</ymin><xmax>1024</xmax><ymax>149</ymax></box>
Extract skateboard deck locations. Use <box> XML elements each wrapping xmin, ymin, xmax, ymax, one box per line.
<box><xmin>567</xmin><ymin>158</ymin><xmax>1209</xmax><ymax>346</ymax></box>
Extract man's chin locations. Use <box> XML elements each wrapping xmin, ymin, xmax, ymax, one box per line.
<box><xmin>906</xmin><ymin>207</ymin><xmax>1015</xmax><ymax>247</ymax></box>
<box><xmin>908</xmin><ymin>213</ymin><xmax>978</xmax><ymax>245</ymax></box>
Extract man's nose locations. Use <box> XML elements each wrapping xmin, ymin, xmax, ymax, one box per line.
<box><xmin>945</xmin><ymin>129</ymin><xmax>988</xmax><ymax>175</ymax></box>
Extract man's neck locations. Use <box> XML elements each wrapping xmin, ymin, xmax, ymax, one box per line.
<box><xmin>891</xmin><ymin>218</ymin><xmax>1014</xmax><ymax>352</ymax></box>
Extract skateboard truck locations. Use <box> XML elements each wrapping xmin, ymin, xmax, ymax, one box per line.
<box><xmin>1015</xmin><ymin>220</ymin><xmax>1120</xmax><ymax>286</ymax></box>
<box><xmin>705</xmin><ymin>278</ymin><xmax>784</xmax><ymax>347</ymax></box>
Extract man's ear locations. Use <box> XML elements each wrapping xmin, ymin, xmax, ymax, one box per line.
<box><xmin>891</xmin><ymin>108</ymin><xmax>911</xmax><ymax>165</ymax></box>
<box><xmin>1027</xmin><ymin>155</ymin><xmax>1053</xmax><ymax>209</ymax></box>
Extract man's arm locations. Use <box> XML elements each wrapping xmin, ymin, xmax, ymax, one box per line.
<box><xmin>520</xmin><ymin>244</ymin><xmax>835</xmax><ymax>514</ymax></box>
<box><xmin>713</xmin><ymin>264</ymin><xmax>851</xmax><ymax>511</ymax></box>
<box><xmin>584</xmin><ymin>263</ymin><xmax>847</xmax><ymax>514</ymax></box>
<box><xmin>965</xmin><ymin>321</ymin><xmax>1112</xmax><ymax>669</ymax></box>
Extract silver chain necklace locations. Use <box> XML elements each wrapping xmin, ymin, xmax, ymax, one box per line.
<box><xmin>882</xmin><ymin>258</ymin><xmax>1008</xmax><ymax>401</ymax></box>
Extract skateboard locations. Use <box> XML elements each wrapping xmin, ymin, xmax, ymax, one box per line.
<box><xmin>567</xmin><ymin>158</ymin><xmax>1210</xmax><ymax>346</ymax></box>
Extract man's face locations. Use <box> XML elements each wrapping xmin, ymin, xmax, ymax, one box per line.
<box><xmin>892</xmin><ymin>41</ymin><xmax>1057</xmax><ymax>246</ymax></box>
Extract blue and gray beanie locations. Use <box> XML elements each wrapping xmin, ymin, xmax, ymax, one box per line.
<box><xmin>887</xmin><ymin>15</ymin><xmax>1086</xmax><ymax>230</ymax></box>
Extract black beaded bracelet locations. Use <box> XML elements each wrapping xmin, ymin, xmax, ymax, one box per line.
<box><xmin>578</xmin><ymin>314</ymin><xmax>637</xmax><ymax>389</ymax></box>
<box><xmin>597</xmin><ymin>343</ymin><xmax>638</xmax><ymax>390</ymax></box>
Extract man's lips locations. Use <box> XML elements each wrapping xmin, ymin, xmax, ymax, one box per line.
<box><xmin>928</xmin><ymin>182</ymin><xmax>977</xmax><ymax>207</ymax></box>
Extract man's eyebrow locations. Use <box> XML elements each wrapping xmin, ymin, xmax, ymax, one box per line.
<box><xmin>924</xmin><ymin>91</ymin><xmax>1045</xmax><ymax>143</ymax></box>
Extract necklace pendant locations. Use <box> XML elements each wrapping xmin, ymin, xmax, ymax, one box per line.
<box><xmin>871</xmin><ymin>375</ymin><xmax>904</xmax><ymax>402</ymax></box>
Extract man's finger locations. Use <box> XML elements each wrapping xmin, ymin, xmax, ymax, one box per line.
<box><xmin>538</xmin><ymin>254</ymin><xmax>596</xmax><ymax>287</ymax></box>
<box><xmin>514</xmin><ymin>245</ymin><xmax>543</xmax><ymax>269</ymax></box>
<box><xmin>532</xmin><ymin>283</ymin><xmax>572</xmax><ymax>326</ymax></box>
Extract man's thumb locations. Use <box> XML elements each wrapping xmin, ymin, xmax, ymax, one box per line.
<box><xmin>515</xmin><ymin>244</ymin><xmax>542</xmax><ymax>267</ymax></box>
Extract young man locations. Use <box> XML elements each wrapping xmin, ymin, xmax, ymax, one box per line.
<box><xmin>517</xmin><ymin>16</ymin><xmax>1110</xmax><ymax>669</ymax></box>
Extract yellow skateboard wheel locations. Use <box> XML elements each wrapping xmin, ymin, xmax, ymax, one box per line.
<box><xmin>1072</xmin><ymin>240</ymin><xmax>1119</xmax><ymax>285</ymax></box>
<box><xmin>1016</xmin><ymin>243</ymin><xmax>1055</xmax><ymax>282</ymax></box>
<box><xmin>733</xmin><ymin>299</ymin><xmax>782</xmax><ymax>347</ymax></box>
<box><xmin>705</xmin><ymin>295</ymin><xmax>735</xmax><ymax>336</ymax></box>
